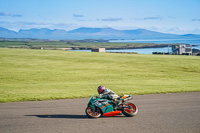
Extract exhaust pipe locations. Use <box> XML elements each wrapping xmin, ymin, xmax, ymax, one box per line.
<box><xmin>123</xmin><ymin>96</ymin><xmax>133</xmax><ymax>102</ymax></box>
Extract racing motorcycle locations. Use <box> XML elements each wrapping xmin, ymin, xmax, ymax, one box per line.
<box><xmin>85</xmin><ymin>94</ymin><xmax>138</xmax><ymax>118</ymax></box>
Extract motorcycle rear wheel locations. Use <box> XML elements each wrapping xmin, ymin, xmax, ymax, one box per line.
<box><xmin>85</xmin><ymin>106</ymin><xmax>101</xmax><ymax>118</ymax></box>
<box><xmin>122</xmin><ymin>102</ymin><xmax>138</xmax><ymax>117</ymax></box>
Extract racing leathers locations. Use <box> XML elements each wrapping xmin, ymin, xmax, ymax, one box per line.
<box><xmin>97</xmin><ymin>88</ymin><xmax>121</xmax><ymax>107</ymax></box>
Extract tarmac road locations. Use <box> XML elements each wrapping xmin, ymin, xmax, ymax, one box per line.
<box><xmin>0</xmin><ymin>92</ymin><xmax>200</xmax><ymax>133</ymax></box>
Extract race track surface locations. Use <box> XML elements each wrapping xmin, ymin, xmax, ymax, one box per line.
<box><xmin>0</xmin><ymin>92</ymin><xmax>200</xmax><ymax>133</ymax></box>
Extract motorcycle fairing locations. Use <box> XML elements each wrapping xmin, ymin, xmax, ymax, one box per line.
<box><xmin>87</xmin><ymin>95</ymin><xmax>114</xmax><ymax>114</ymax></box>
<box><xmin>103</xmin><ymin>111</ymin><xmax>122</xmax><ymax>117</ymax></box>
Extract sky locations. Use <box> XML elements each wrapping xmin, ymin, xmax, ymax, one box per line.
<box><xmin>0</xmin><ymin>0</ymin><xmax>200</xmax><ymax>34</ymax></box>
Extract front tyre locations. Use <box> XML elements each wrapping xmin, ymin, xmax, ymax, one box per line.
<box><xmin>122</xmin><ymin>102</ymin><xmax>138</xmax><ymax>117</ymax></box>
<box><xmin>85</xmin><ymin>106</ymin><xmax>101</xmax><ymax>118</ymax></box>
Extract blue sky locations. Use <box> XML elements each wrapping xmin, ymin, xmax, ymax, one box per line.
<box><xmin>0</xmin><ymin>0</ymin><xmax>200</xmax><ymax>34</ymax></box>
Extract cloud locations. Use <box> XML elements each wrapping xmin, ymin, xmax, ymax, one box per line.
<box><xmin>0</xmin><ymin>12</ymin><xmax>9</xmax><ymax>16</ymax></box>
<box><xmin>73</xmin><ymin>14</ymin><xmax>84</xmax><ymax>18</ymax></box>
<box><xmin>143</xmin><ymin>16</ymin><xmax>162</xmax><ymax>20</ymax></box>
<box><xmin>192</xmin><ymin>18</ymin><xmax>200</xmax><ymax>21</ymax></box>
<box><xmin>98</xmin><ymin>18</ymin><xmax>123</xmax><ymax>21</ymax></box>
<box><xmin>0</xmin><ymin>12</ymin><xmax>22</xmax><ymax>17</ymax></box>
<box><xmin>72</xmin><ymin>14</ymin><xmax>86</xmax><ymax>21</ymax></box>
<box><xmin>167</xmin><ymin>16</ymin><xmax>176</xmax><ymax>19</ymax></box>
<box><xmin>0</xmin><ymin>21</ymin><xmax>78</xmax><ymax>31</ymax></box>
<box><xmin>135</xmin><ymin>16</ymin><xmax>163</xmax><ymax>21</ymax></box>
<box><xmin>146</xmin><ymin>26</ymin><xmax>200</xmax><ymax>34</ymax></box>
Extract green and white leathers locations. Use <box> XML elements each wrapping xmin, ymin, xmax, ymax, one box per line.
<box><xmin>85</xmin><ymin>94</ymin><xmax>138</xmax><ymax>118</ymax></box>
<box><xmin>98</xmin><ymin>88</ymin><xmax>120</xmax><ymax>100</ymax></box>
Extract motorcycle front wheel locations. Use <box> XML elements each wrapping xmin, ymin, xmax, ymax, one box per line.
<box><xmin>122</xmin><ymin>102</ymin><xmax>138</xmax><ymax>117</ymax></box>
<box><xmin>85</xmin><ymin>106</ymin><xmax>101</xmax><ymax>118</ymax></box>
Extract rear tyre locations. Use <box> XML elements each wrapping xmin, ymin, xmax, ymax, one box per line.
<box><xmin>85</xmin><ymin>106</ymin><xmax>101</xmax><ymax>118</ymax></box>
<box><xmin>122</xmin><ymin>102</ymin><xmax>138</xmax><ymax>117</ymax></box>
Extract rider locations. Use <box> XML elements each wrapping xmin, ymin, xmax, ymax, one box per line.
<box><xmin>97</xmin><ymin>85</ymin><xmax>121</xmax><ymax>106</ymax></box>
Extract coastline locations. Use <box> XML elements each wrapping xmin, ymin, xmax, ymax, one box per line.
<box><xmin>71</xmin><ymin>44</ymin><xmax>169</xmax><ymax>50</ymax></box>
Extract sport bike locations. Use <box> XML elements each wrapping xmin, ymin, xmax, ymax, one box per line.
<box><xmin>85</xmin><ymin>94</ymin><xmax>138</xmax><ymax>118</ymax></box>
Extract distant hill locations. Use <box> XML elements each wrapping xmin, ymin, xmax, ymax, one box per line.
<box><xmin>18</xmin><ymin>28</ymin><xmax>68</xmax><ymax>39</ymax></box>
<box><xmin>0</xmin><ymin>26</ymin><xmax>200</xmax><ymax>40</ymax></box>
<box><xmin>0</xmin><ymin>27</ymin><xmax>18</xmax><ymax>38</ymax></box>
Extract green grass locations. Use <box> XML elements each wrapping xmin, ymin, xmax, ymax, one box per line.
<box><xmin>0</xmin><ymin>41</ymin><xmax>75</xmax><ymax>48</ymax></box>
<box><xmin>0</xmin><ymin>48</ymin><xmax>200</xmax><ymax>102</ymax></box>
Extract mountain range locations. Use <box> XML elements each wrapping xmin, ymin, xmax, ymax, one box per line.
<box><xmin>0</xmin><ymin>27</ymin><xmax>200</xmax><ymax>40</ymax></box>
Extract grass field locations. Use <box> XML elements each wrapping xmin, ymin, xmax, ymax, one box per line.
<box><xmin>0</xmin><ymin>48</ymin><xmax>200</xmax><ymax>102</ymax></box>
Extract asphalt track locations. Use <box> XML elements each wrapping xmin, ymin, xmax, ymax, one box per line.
<box><xmin>0</xmin><ymin>92</ymin><xmax>200</xmax><ymax>133</ymax></box>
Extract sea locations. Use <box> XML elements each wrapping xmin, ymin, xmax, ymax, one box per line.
<box><xmin>71</xmin><ymin>39</ymin><xmax>200</xmax><ymax>54</ymax></box>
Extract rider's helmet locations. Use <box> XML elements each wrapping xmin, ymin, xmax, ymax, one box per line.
<box><xmin>97</xmin><ymin>85</ymin><xmax>105</xmax><ymax>94</ymax></box>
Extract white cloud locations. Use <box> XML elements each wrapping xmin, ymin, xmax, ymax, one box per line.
<box><xmin>73</xmin><ymin>14</ymin><xmax>84</xmax><ymax>18</ymax></box>
<box><xmin>98</xmin><ymin>18</ymin><xmax>123</xmax><ymax>21</ymax></box>
<box><xmin>135</xmin><ymin>16</ymin><xmax>163</xmax><ymax>21</ymax></box>
<box><xmin>0</xmin><ymin>12</ymin><xmax>22</xmax><ymax>17</ymax></box>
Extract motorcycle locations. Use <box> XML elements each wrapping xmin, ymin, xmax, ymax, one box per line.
<box><xmin>85</xmin><ymin>94</ymin><xmax>138</xmax><ymax>118</ymax></box>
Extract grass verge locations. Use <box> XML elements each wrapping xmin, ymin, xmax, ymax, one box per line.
<box><xmin>0</xmin><ymin>48</ymin><xmax>200</xmax><ymax>102</ymax></box>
